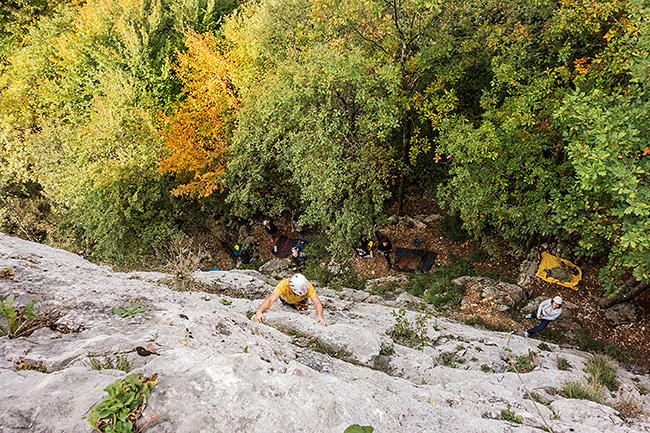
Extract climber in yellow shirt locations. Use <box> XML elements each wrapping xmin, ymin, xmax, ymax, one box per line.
<box><xmin>254</xmin><ymin>273</ymin><xmax>326</xmax><ymax>326</ymax></box>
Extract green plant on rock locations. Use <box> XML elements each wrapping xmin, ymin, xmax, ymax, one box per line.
<box><xmin>344</xmin><ymin>425</ymin><xmax>374</xmax><ymax>433</ymax></box>
<box><xmin>0</xmin><ymin>295</ymin><xmax>39</xmax><ymax>338</ymax></box>
<box><xmin>389</xmin><ymin>308</ymin><xmax>430</xmax><ymax>350</ymax></box>
<box><xmin>379</xmin><ymin>345</ymin><xmax>395</xmax><ymax>356</ymax></box>
<box><xmin>84</xmin><ymin>373</ymin><xmax>159</xmax><ymax>433</ymax></box>
<box><xmin>500</xmin><ymin>404</ymin><xmax>522</xmax><ymax>423</ymax></box>
<box><xmin>441</xmin><ymin>352</ymin><xmax>457</xmax><ymax>368</ymax></box>
<box><xmin>584</xmin><ymin>354</ymin><xmax>619</xmax><ymax>391</ymax></box>
<box><xmin>371</xmin><ymin>281</ymin><xmax>397</xmax><ymax>296</ymax></box>
<box><xmin>560</xmin><ymin>380</ymin><xmax>603</xmax><ymax>404</ymax></box>
<box><xmin>480</xmin><ymin>364</ymin><xmax>491</xmax><ymax>373</ymax></box>
<box><xmin>86</xmin><ymin>353</ymin><xmax>133</xmax><ymax>372</ymax></box>
<box><xmin>508</xmin><ymin>350</ymin><xmax>535</xmax><ymax>373</ymax></box>
<box><xmin>112</xmin><ymin>305</ymin><xmax>149</xmax><ymax>318</ymax></box>
<box><xmin>557</xmin><ymin>357</ymin><xmax>572</xmax><ymax>371</ymax></box>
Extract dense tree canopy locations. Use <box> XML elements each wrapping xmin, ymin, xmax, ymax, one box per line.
<box><xmin>0</xmin><ymin>0</ymin><xmax>648</xmax><ymax>296</ymax></box>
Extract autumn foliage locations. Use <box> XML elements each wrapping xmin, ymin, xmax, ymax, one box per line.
<box><xmin>159</xmin><ymin>31</ymin><xmax>238</xmax><ymax>198</ymax></box>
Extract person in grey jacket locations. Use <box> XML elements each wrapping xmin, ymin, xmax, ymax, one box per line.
<box><xmin>524</xmin><ymin>296</ymin><xmax>562</xmax><ymax>338</ymax></box>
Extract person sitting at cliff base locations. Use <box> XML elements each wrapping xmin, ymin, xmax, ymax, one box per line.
<box><xmin>523</xmin><ymin>295</ymin><xmax>562</xmax><ymax>338</ymax></box>
<box><xmin>374</xmin><ymin>231</ymin><xmax>393</xmax><ymax>271</ymax></box>
<box><xmin>254</xmin><ymin>273</ymin><xmax>326</xmax><ymax>326</ymax></box>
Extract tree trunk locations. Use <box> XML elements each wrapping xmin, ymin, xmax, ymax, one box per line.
<box><xmin>396</xmin><ymin>115</ymin><xmax>411</xmax><ymax>217</ymax></box>
<box><xmin>599</xmin><ymin>278</ymin><xmax>650</xmax><ymax>308</ymax></box>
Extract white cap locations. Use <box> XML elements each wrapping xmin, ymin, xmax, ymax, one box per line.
<box><xmin>289</xmin><ymin>273</ymin><xmax>309</xmax><ymax>296</ymax></box>
<box><xmin>553</xmin><ymin>296</ymin><xmax>563</xmax><ymax>305</ymax></box>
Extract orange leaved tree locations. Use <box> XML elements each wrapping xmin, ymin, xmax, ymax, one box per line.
<box><xmin>159</xmin><ymin>31</ymin><xmax>238</xmax><ymax>198</ymax></box>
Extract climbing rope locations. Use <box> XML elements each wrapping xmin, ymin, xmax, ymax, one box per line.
<box><xmin>504</xmin><ymin>332</ymin><xmax>554</xmax><ymax>433</ymax></box>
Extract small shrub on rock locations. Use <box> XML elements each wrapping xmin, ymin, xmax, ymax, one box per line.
<box><xmin>560</xmin><ymin>380</ymin><xmax>603</xmax><ymax>404</ymax></box>
<box><xmin>0</xmin><ymin>294</ymin><xmax>53</xmax><ymax>338</ymax></box>
<box><xmin>557</xmin><ymin>357</ymin><xmax>572</xmax><ymax>371</ymax></box>
<box><xmin>389</xmin><ymin>308</ymin><xmax>430</xmax><ymax>349</ymax></box>
<box><xmin>85</xmin><ymin>373</ymin><xmax>159</xmax><ymax>433</ymax></box>
<box><xmin>500</xmin><ymin>404</ymin><xmax>522</xmax><ymax>423</ymax></box>
<box><xmin>584</xmin><ymin>354</ymin><xmax>619</xmax><ymax>391</ymax></box>
<box><xmin>613</xmin><ymin>391</ymin><xmax>649</xmax><ymax>424</ymax></box>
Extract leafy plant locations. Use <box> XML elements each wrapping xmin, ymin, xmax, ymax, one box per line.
<box><xmin>537</xmin><ymin>343</ymin><xmax>551</xmax><ymax>352</ymax></box>
<box><xmin>508</xmin><ymin>352</ymin><xmax>534</xmax><ymax>373</ymax></box>
<box><xmin>112</xmin><ymin>305</ymin><xmax>149</xmax><ymax>318</ymax></box>
<box><xmin>441</xmin><ymin>352</ymin><xmax>463</xmax><ymax>368</ymax></box>
<box><xmin>500</xmin><ymin>404</ymin><xmax>522</xmax><ymax>423</ymax></box>
<box><xmin>379</xmin><ymin>346</ymin><xmax>395</xmax><ymax>356</ymax></box>
<box><xmin>219</xmin><ymin>299</ymin><xmax>232</xmax><ymax>306</ymax></box>
<box><xmin>481</xmin><ymin>364</ymin><xmax>491</xmax><ymax>373</ymax></box>
<box><xmin>86</xmin><ymin>354</ymin><xmax>133</xmax><ymax>372</ymax></box>
<box><xmin>371</xmin><ymin>281</ymin><xmax>397</xmax><ymax>296</ymax></box>
<box><xmin>535</xmin><ymin>329</ymin><xmax>570</xmax><ymax>346</ymax></box>
<box><xmin>584</xmin><ymin>354</ymin><xmax>618</xmax><ymax>391</ymax></box>
<box><xmin>0</xmin><ymin>295</ymin><xmax>40</xmax><ymax>338</ymax></box>
<box><xmin>406</xmin><ymin>255</ymin><xmax>476</xmax><ymax>307</ymax></box>
<box><xmin>574</xmin><ymin>329</ymin><xmax>605</xmax><ymax>353</ymax></box>
<box><xmin>84</xmin><ymin>373</ymin><xmax>159</xmax><ymax>433</ymax></box>
<box><xmin>389</xmin><ymin>308</ymin><xmax>430</xmax><ymax>349</ymax></box>
<box><xmin>344</xmin><ymin>425</ymin><xmax>374</xmax><ymax>433</ymax></box>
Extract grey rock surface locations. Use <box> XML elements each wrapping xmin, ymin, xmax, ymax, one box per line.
<box><xmin>453</xmin><ymin>276</ymin><xmax>525</xmax><ymax>309</ymax></box>
<box><xmin>1</xmin><ymin>233</ymin><xmax>649</xmax><ymax>433</ymax></box>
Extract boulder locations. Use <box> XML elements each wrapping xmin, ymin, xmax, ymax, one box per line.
<box><xmin>517</xmin><ymin>247</ymin><xmax>541</xmax><ymax>287</ymax></box>
<box><xmin>453</xmin><ymin>276</ymin><xmax>525</xmax><ymax>309</ymax></box>
<box><xmin>604</xmin><ymin>302</ymin><xmax>645</xmax><ymax>327</ymax></box>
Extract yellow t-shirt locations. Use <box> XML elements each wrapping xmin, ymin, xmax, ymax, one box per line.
<box><xmin>274</xmin><ymin>278</ymin><xmax>316</xmax><ymax>304</ymax></box>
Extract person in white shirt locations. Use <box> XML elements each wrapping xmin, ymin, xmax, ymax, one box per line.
<box><xmin>523</xmin><ymin>295</ymin><xmax>562</xmax><ymax>338</ymax></box>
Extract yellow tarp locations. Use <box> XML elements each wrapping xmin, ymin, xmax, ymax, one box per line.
<box><xmin>536</xmin><ymin>252</ymin><xmax>582</xmax><ymax>289</ymax></box>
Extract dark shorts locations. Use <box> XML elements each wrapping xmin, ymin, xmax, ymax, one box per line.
<box><xmin>280</xmin><ymin>297</ymin><xmax>309</xmax><ymax>310</ymax></box>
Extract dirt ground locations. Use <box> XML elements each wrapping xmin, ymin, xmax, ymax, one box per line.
<box><xmin>200</xmin><ymin>186</ymin><xmax>650</xmax><ymax>372</ymax></box>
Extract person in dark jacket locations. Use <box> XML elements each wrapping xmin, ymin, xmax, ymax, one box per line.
<box><xmin>263</xmin><ymin>219</ymin><xmax>279</xmax><ymax>242</ymax></box>
<box><xmin>374</xmin><ymin>231</ymin><xmax>393</xmax><ymax>270</ymax></box>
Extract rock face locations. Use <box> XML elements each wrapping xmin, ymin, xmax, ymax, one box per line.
<box><xmin>453</xmin><ymin>276</ymin><xmax>526</xmax><ymax>310</ymax></box>
<box><xmin>1</xmin><ymin>233</ymin><xmax>649</xmax><ymax>433</ymax></box>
